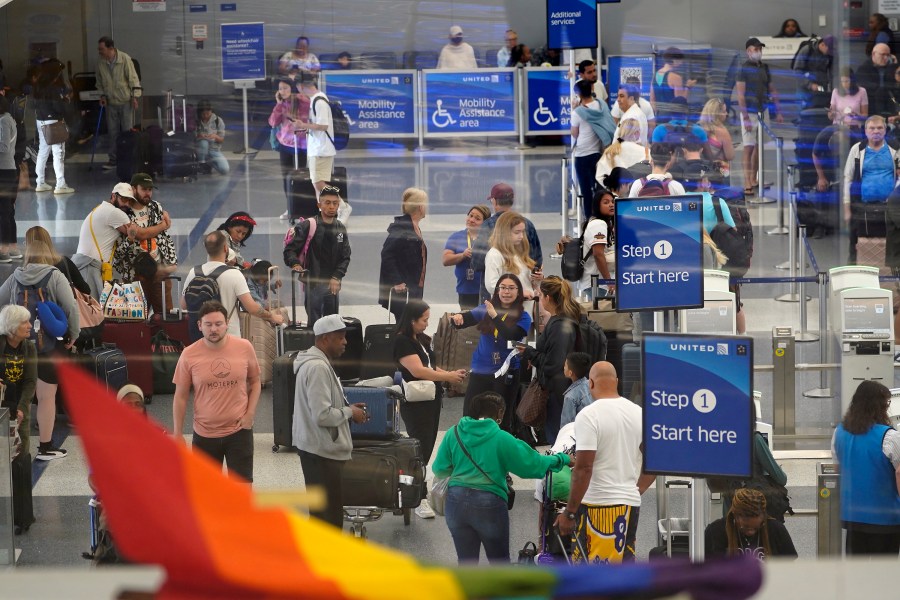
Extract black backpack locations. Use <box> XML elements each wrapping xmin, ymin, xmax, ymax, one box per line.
<box><xmin>576</xmin><ymin>316</ymin><xmax>607</xmax><ymax>364</ymax></box>
<box><xmin>790</xmin><ymin>36</ymin><xmax>821</xmax><ymax>72</ymax></box>
<box><xmin>710</xmin><ymin>200</ymin><xmax>751</xmax><ymax>277</ymax></box>
<box><xmin>184</xmin><ymin>264</ymin><xmax>235</xmax><ymax>342</ymax></box>
<box><xmin>561</xmin><ymin>221</ymin><xmax>593</xmax><ymax>282</ymax></box>
<box><xmin>313</xmin><ymin>96</ymin><xmax>350</xmax><ymax>151</ymax></box>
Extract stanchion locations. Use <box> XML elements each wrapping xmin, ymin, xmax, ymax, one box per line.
<box><xmin>747</xmin><ymin>112</ymin><xmax>775</xmax><ymax>205</ymax></box>
<box><xmin>414</xmin><ymin>71</ymin><xmax>431</xmax><ymax>152</ymax></box>
<box><xmin>515</xmin><ymin>68</ymin><xmax>533</xmax><ymax>150</ymax></box>
<box><xmin>767</xmin><ymin>137</ymin><xmax>789</xmax><ymax>235</ymax></box>
<box><xmin>560</xmin><ymin>158</ymin><xmax>568</xmax><ymax>237</ymax></box>
<box><xmin>795</xmin><ymin>225</ymin><xmax>819</xmax><ymax>342</ymax></box>
<box><xmin>804</xmin><ymin>272</ymin><xmax>834</xmax><ymax>398</ymax></box>
<box><xmin>776</xmin><ymin>198</ymin><xmax>803</xmax><ymax>302</ymax></box>
<box><xmin>775</xmin><ymin>191</ymin><xmax>799</xmax><ymax>271</ymax></box>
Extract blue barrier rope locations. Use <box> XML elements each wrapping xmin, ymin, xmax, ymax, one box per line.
<box><xmin>880</xmin><ymin>275</ymin><xmax>900</xmax><ymax>283</ymax></box>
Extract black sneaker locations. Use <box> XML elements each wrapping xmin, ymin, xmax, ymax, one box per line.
<box><xmin>36</xmin><ymin>447</ymin><xmax>68</xmax><ymax>461</ymax></box>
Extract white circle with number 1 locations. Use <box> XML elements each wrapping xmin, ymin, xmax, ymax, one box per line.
<box><xmin>653</xmin><ymin>240</ymin><xmax>673</xmax><ymax>260</ymax></box>
<box><xmin>692</xmin><ymin>389</ymin><xmax>717</xmax><ymax>414</ymax></box>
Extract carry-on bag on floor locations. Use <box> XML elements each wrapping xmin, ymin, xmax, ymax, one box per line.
<box><xmin>620</xmin><ymin>342</ymin><xmax>641</xmax><ymax>401</ymax></box>
<box><xmin>329</xmin><ymin>166</ymin><xmax>349</xmax><ymax>201</ymax></box>
<box><xmin>288</xmin><ymin>167</ymin><xmax>319</xmax><ymax>223</ymax></box>
<box><xmin>342</xmin><ymin>447</ymin><xmax>401</xmax><ymax>509</ymax></box>
<box><xmin>345</xmin><ymin>386</ymin><xmax>402</xmax><ymax>440</ymax></box>
<box><xmin>433</xmin><ymin>312</ymin><xmax>479</xmax><ymax>397</ymax></box>
<box><xmin>102</xmin><ymin>320</ymin><xmax>155</xmax><ymax>400</ymax></box>
<box><xmin>332</xmin><ymin>316</ymin><xmax>363</xmax><ymax>382</ymax></box>
<box><xmin>281</xmin><ymin>269</ymin><xmax>315</xmax><ymax>354</ymax></box>
<box><xmin>272</xmin><ymin>350</ymin><xmax>300</xmax><ymax>451</ymax></box>
<box><xmin>151</xmin><ymin>276</ymin><xmax>191</xmax><ymax>345</ymax></box>
<box><xmin>83</xmin><ymin>342</ymin><xmax>129</xmax><ymax>392</ymax></box>
<box><xmin>359</xmin><ymin>289</ymin><xmax>407</xmax><ymax>381</ymax></box>
<box><xmin>352</xmin><ymin>437</ymin><xmax>424</xmax><ymax>509</ymax></box>
<box><xmin>150</xmin><ymin>328</ymin><xmax>183</xmax><ymax>395</ymax></box>
<box><xmin>12</xmin><ymin>451</ymin><xmax>34</xmax><ymax>533</ymax></box>
<box><xmin>649</xmin><ymin>479</ymin><xmax>691</xmax><ymax>559</ymax></box>
<box><xmin>241</xmin><ymin>265</ymin><xmax>280</xmax><ymax>386</ymax></box>
<box><xmin>163</xmin><ymin>95</ymin><xmax>198</xmax><ymax>180</ymax></box>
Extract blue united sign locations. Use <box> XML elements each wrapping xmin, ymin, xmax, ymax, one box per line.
<box><xmin>606</xmin><ymin>55</ymin><xmax>655</xmax><ymax>108</ymax></box>
<box><xmin>422</xmin><ymin>70</ymin><xmax>516</xmax><ymax>137</ymax></box>
<box><xmin>616</xmin><ymin>195</ymin><xmax>704</xmax><ymax>311</ymax></box>
<box><xmin>220</xmin><ymin>22</ymin><xmax>265</xmax><ymax>81</ymax></box>
<box><xmin>525</xmin><ymin>68</ymin><xmax>571</xmax><ymax>135</ymax></box>
<box><xmin>322</xmin><ymin>71</ymin><xmax>417</xmax><ymax>138</ymax></box>
<box><xmin>547</xmin><ymin>0</ymin><xmax>598</xmax><ymax>50</ymax></box>
<box><xmin>643</xmin><ymin>333</ymin><xmax>753</xmax><ymax>478</ymax></box>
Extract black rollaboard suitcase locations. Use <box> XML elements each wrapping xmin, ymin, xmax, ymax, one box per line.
<box><xmin>288</xmin><ymin>168</ymin><xmax>319</xmax><ymax>223</ymax></box>
<box><xmin>116</xmin><ymin>130</ymin><xmax>138</xmax><ymax>182</ymax></box>
<box><xmin>333</xmin><ymin>316</ymin><xmax>363</xmax><ymax>382</ymax></box>
<box><xmin>329</xmin><ymin>166</ymin><xmax>348</xmax><ymax>201</ymax></box>
<box><xmin>345</xmin><ymin>386</ymin><xmax>402</xmax><ymax>440</ymax></box>
<box><xmin>163</xmin><ymin>96</ymin><xmax>197</xmax><ymax>180</ymax></box>
<box><xmin>352</xmin><ymin>437</ymin><xmax>425</xmax><ymax>509</ymax></box>
<box><xmin>83</xmin><ymin>343</ymin><xmax>129</xmax><ymax>391</ymax></box>
<box><xmin>272</xmin><ymin>350</ymin><xmax>300</xmax><ymax>451</ymax></box>
<box><xmin>342</xmin><ymin>447</ymin><xmax>401</xmax><ymax>508</ymax></box>
<box><xmin>280</xmin><ymin>269</ymin><xmax>315</xmax><ymax>354</ymax></box>
<box><xmin>12</xmin><ymin>452</ymin><xmax>34</xmax><ymax>533</ymax></box>
<box><xmin>359</xmin><ymin>289</ymin><xmax>407</xmax><ymax>381</ymax></box>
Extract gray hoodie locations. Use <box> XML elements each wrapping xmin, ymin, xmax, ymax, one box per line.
<box><xmin>0</xmin><ymin>264</ymin><xmax>80</xmax><ymax>343</ymax></box>
<box><xmin>292</xmin><ymin>345</ymin><xmax>353</xmax><ymax>461</ymax></box>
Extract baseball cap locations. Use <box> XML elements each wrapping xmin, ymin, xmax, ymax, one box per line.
<box><xmin>489</xmin><ymin>183</ymin><xmax>514</xmax><ymax>202</ymax></box>
<box><xmin>449</xmin><ymin>25</ymin><xmax>463</xmax><ymax>36</ymax></box>
<box><xmin>745</xmin><ymin>37</ymin><xmax>765</xmax><ymax>49</ymax></box>
<box><xmin>131</xmin><ymin>172</ymin><xmax>155</xmax><ymax>188</ymax></box>
<box><xmin>112</xmin><ymin>182</ymin><xmax>135</xmax><ymax>199</ymax></box>
<box><xmin>313</xmin><ymin>314</ymin><xmax>348</xmax><ymax>336</ymax></box>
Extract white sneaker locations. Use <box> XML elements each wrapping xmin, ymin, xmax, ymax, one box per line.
<box><xmin>34</xmin><ymin>183</ymin><xmax>52</xmax><ymax>192</ymax></box>
<box><xmin>54</xmin><ymin>186</ymin><xmax>75</xmax><ymax>195</ymax></box>
<box><xmin>415</xmin><ymin>498</ymin><xmax>435</xmax><ymax>519</ymax></box>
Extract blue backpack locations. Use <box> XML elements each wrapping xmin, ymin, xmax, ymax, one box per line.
<box><xmin>575</xmin><ymin>103</ymin><xmax>617</xmax><ymax>148</ymax></box>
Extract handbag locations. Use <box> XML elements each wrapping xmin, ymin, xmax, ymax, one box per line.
<box><xmin>516</xmin><ymin>378</ymin><xmax>549</xmax><ymax>427</ymax></box>
<box><xmin>430</xmin><ymin>476</ymin><xmax>449</xmax><ymax>516</ymax></box>
<box><xmin>40</xmin><ymin>120</ymin><xmax>69</xmax><ymax>146</ymax></box>
<box><xmin>100</xmin><ymin>281</ymin><xmax>148</xmax><ymax>322</ymax></box>
<box><xmin>453</xmin><ymin>426</ymin><xmax>516</xmax><ymax>511</ymax></box>
<box><xmin>517</xmin><ymin>541</ymin><xmax>538</xmax><ymax>565</ymax></box>
<box><xmin>73</xmin><ymin>286</ymin><xmax>104</xmax><ymax>329</ymax></box>
<box><xmin>402</xmin><ymin>379</ymin><xmax>436</xmax><ymax>402</ymax></box>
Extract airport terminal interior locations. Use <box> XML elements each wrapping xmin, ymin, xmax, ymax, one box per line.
<box><xmin>0</xmin><ymin>0</ymin><xmax>899</xmax><ymax>596</ymax></box>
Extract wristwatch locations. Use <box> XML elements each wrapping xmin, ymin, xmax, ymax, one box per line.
<box><xmin>563</xmin><ymin>510</ymin><xmax>577</xmax><ymax>521</ymax></box>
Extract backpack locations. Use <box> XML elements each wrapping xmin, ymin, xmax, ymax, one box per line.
<box><xmin>790</xmin><ymin>36</ymin><xmax>821</xmax><ymax>72</ymax></box>
<box><xmin>282</xmin><ymin>217</ymin><xmax>318</xmax><ymax>270</ymax></box>
<box><xmin>574</xmin><ymin>103</ymin><xmax>616</xmax><ymax>148</ymax></box>
<box><xmin>312</xmin><ymin>96</ymin><xmax>350</xmax><ymax>151</ymax></box>
<box><xmin>576</xmin><ymin>316</ymin><xmax>607</xmax><ymax>364</ymax></box>
<box><xmin>715</xmin><ymin>189</ymin><xmax>754</xmax><ymax>261</ymax></box>
<box><xmin>710</xmin><ymin>200</ymin><xmax>752</xmax><ymax>277</ymax></box>
<box><xmin>637</xmin><ymin>177</ymin><xmax>671</xmax><ymax>197</ymax></box>
<box><xmin>183</xmin><ymin>264</ymin><xmax>236</xmax><ymax>342</ymax></box>
<box><xmin>560</xmin><ymin>221</ymin><xmax>593</xmax><ymax>282</ymax></box>
<box><xmin>15</xmin><ymin>271</ymin><xmax>61</xmax><ymax>353</ymax></box>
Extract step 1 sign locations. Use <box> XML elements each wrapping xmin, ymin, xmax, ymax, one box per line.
<box><xmin>525</xmin><ymin>68</ymin><xmax>571</xmax><ymax>135</ymax></box>
<box><xmin>422</xmin><ymin>69</ymin><xmax>516</xmax><ymax>137</ymax></box>
<box><xmin>547</xmin><ymin>0</ymin><xmax>598</xmax><ymax>50</ymax></box>
<box><xmin>615</xmin><ymin>194</ymin><xmax>704</xmax><ymax>311</ymax></box>
<box><xmin>322</xmin><ymin>71</ymin><xmax>417</xmax><ymax>138</ymax></box>
<box><xmin>642</xmin><ymin>333</ymin><xmax>753</xmax><ymax>478</ymax></box>
<box><xmin>221</xmin><ymin>22</ymin><xmax>265</xmax><ymax>82</ymax></box>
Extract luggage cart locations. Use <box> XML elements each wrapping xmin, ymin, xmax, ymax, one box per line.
<box><xmin>343</xmin><ymin>507</ymin><xmax>411</xmax><ymax>538</ymax></box>
<box><xmin>651</xmin><ymin>478</ymin><xmax>692</xmax><ymax>558</ymax></box>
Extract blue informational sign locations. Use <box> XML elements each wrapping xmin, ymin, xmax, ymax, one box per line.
<box><xmin>616</xmin><ymin>195</ymin><xmax>704</xmax><ymax>311</ymax></box>
<box><xmin>321</xmin><ymin>71</ymin><xmax>417</xmax><ymax>138</ymax></box>
<box><xmin>189</xmin><ymin>4</ymin><xmax>207</xmax><ymax>12</ymax></box>
<box><xmin>606</xmin><ymin>55</ymin><xmax>654</xmax><ymax>108</ymax></box>
<box><xmin>643</xmin><ymin>333</ymin><xmax>753</xmax><ymax>478</ymax></box>
<box><xmin>220</xmin><ymin>3</ymin><xmax>236</xmax><ymax>10</ymax></box>
<box><xmin>422</xmin><ymin>70</ymin><xmax>516</xmax><ymax>137</ymax></box>
<box><xmin>220</xmin><ymin>22</ymin><xmax>265</xmax><ymax>81</ymax></box>
<box><xmin>547</xmin><ymin>0</ymin><xmax>598</xmax><ymax>50</ymax></box>
<box><xmin>525</xmin><ymin>68</ymin><xmax>571</xmax><ymax>135</ymax></box>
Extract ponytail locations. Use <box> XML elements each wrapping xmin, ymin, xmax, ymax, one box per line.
<box><xmin>540</xmin><ymin>276</ymin><xmax>583</xmax><ymax>323</ymax></box>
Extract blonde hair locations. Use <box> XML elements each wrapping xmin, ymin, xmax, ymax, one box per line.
<box><xmin>702</xmin><ymin>230</ymin><xmax>727</xmax><ymax>267</ymax></box>
<box><xmin>539</xmin><ymin>276</ymin><xmax>582</xmax><ymax>322</ymax></box>
<box><xmin>401</xmin><ymin>187</ymin><xmax>428</xmax><ymax>216</ymax></box>
<box><xmin>24</xmin><ymin>226</ymin><xmax>61</xmax><ymax>265</ymax></box>
<box><xmin>603</xmin><ymin>119</ymin><xmax>641</xmax><ymax>163</ymax></box>
<box><xmin>489</xmin><ymin>211</ymin><xmax>535</xmax><ymax>273</ymax></box>
<box><xmin>23</xmin><ymin>239</ymin><xmax>56</xmax><ymax>267</ymax></box>
<box><xmin>698</xmin><ymin>98</ymin><xmax>726</xmax><ymax>137</ymax></box>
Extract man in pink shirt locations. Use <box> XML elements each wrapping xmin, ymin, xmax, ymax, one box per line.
<box><xmin>172</xmin><ymin>299</ymin><xmax>261</xmax><ymax>482</ymax></box>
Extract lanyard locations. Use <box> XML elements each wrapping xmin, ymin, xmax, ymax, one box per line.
<box><xmin>466</xmin><ymin>232</ymin><xmax>472</xmax><ymax>249</ymax></box>
<box><xmin>493</xmin><ymin>313</ymin><xmax>508</xmax><ymax>339</ymax></box>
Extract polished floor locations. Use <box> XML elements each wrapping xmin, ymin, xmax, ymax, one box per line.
<box><xmin>0</xmin><ymin>122</ymin><xmax>883</xmax><ymax>569</ymax></box>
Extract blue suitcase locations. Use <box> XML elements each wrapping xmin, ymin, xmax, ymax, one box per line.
<box><xmin>345</xmin><ymin>386</ymin><xmax>402</xmax><ymax>440</ymax></box>
<box><xmin>83</xmin><ymin>343</ymin><xmax>129</xmax><ymax>392</ymax></box>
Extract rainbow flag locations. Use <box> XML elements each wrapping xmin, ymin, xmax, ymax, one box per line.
<box><xmin>59</xmin><ymin>363</ymin><xmax>762</xmax><ymax>599</ymax></box>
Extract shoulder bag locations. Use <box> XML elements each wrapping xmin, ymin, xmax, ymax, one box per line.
<box><xmin>40</xmin><ymin>120</ymin><xmax>69</xmax><ymax>146</ymax></box>
<box><xmin>454</xmin><ymin>426</ymin><xmax>515</xmax><ymax>510</ymax></box>
<box><xmin>516</xmin><ymin>378</ymin><xmax>549</xmax><ymax>427</ymax></box>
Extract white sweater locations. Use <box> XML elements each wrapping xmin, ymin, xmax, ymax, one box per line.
<box><xmin>485</xmin><ymin>248</ymin><xmax>534</xmax><ymax>297</ymax></box>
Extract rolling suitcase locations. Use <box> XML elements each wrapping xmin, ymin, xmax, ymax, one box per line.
<box><xmin>83</xmin><ymin>342</ymin><xmax>129</xmax><ymax>392</ymax></box>
<box><xmin>359</xmin><ymin>289</ymin><xmax>407</xmax><ymax>381</ymax></box>
<box><xmin>102</xmin><ymin>320</ymin><xmax>155</xmax><ymax>400</ymax></box>
<box><xmin>344</xmin><ymin>386</ymin><xmax>402</xmax><ymax>440</ymax></box>
<box><xmin>332</xmin><ymin>316</ymin><xmax>363</xmax><ymax>382</ymax></box>
<box><xmin>281</xmin><ymin>269</ymin><xmax>316</xmax><ymax>353</ymax></box>
<box><xmin>163</xmin><ymin>96</ymin><xmax>198</xmax><ymax>180</ymax></box>
<box><xmin>272</xmin><ymin>350</ymin><xmax>300</xmax><ymax>451</ymax></box>
<box><xmin>341</xmin><ymin>448</ymin><xmax>400</xmax><ymax>508</ymax></box>
<box><xmin>433</xmin><ymin>312</ymin><xmax>479</xmax><ymax>397</ymax></box>
<box><xmin>151</xmin><ymin>276</ymin><xmax>191</xmax><ymax>345</ymax></box>
<box><xmin>620</xmin><ymin>342</ymin><xmax>641</xmax><ymax>402</ymax></box>
<box><xmin>329</xmin><ymin>166</ymin><xmax>348</xmax><ymax>201</ymax></box>
<box><xmin>241</xmin><ymin>265</ymin><xmax>280</xmax><ymax>386</ymax></box>
<box><xmin>352</xmin><ymin>437</ymin><xmax>424</xmax><ymax>509</ymax></box>
<box><xmin>116</xmin><ymin>129</ymin><xmax>138</xmax><ymax>182</ymax></box>
<box><xmin>11</xmin><ymin>452</ymin><xmax>34</xmax><ymax>533</ymax></box>
<box><xmin>287</xmin><ymin>167</ymin><xmax>319</xmax><ymax>223</ymax></box>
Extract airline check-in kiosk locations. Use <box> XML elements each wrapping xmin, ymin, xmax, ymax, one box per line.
<box><xmin>829</xmin><ymin>267</ymin><xmax>894</xmax><ymax>414</ymax></box>
<box><xmin>889</xmin><ymin>388</ymin><xmax>900</xmax><ymax>429</ymax></box>
<box><xmin>678</xmin><ymin>270</ymin><xmax>735</xmax><ymax>335</ymax></box>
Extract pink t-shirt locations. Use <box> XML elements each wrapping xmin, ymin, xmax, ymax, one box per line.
<box><xmin>173</xmin><ymin>335</ymin><xmax>260</xmax><ymax>438</ymax></box>
<box><xmin>830</xmin><ymin>88</ymin><xmax>868</xmax><ymax>126</ymax></box>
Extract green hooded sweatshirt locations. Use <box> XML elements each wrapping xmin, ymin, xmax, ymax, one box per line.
<box><xmin>432</xmin><ymin>417</ymin><xmax>571</xmax><ymax>501</ymax></box>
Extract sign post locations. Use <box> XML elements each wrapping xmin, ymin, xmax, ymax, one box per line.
<box><xmin>220</xmin><ymin>22</ymin><xmax>265</xmax><ymax>154</ymax></box>
<box><xmin>615</xmin><ymin>194</ymin><xmax>705</xmax><ymax>312</ymax></box>
<box><xmin>642</xmin><ymin>333</ymin><xmax>754</xmax><ymax>561</ymax></box>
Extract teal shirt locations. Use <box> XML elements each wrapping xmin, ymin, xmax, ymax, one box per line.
<box><xmin>861</xmin><ymin>145</ymin><xmax>895</xmax><ymax>202</ymax></box>
<box><xmin>432</xmin><ymin>417</ymin><xmax>570</xmax><ymax>501</ymax></box>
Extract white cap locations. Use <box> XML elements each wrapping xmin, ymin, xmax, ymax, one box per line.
<box><xmin>112</xmin><ymin>182</ymin><xmax>135</xmax><ymax>199</ymax></box>
<box><xmin>449</xmin><ymin>25</ymin><xmax>463</xmax><ymax>36</ymax></box>
<box><xmin>313</xmin><ymin>314</ymin><xmax>348</xmax><ymax>336</ymax></box>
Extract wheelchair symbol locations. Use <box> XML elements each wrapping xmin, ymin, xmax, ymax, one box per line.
<box><xmin>533</xmin><ymin>97</ymin><xmax>558</xmax><ymax>126</ymax></box>
<box><xmin>431</xmin><ymin>99</ymin><xmax>457</xmax><ymax>128</ymax></box>
<box><xmin>342</xmin><ymin>109</ymin><xmax>355</xmax><ymax>126</ymax></box>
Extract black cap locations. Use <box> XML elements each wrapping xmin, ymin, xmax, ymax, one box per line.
<box><xmin>745</xmin><ymin>37</ymin><xmax>766</xmax><ymax>49</ymax></box>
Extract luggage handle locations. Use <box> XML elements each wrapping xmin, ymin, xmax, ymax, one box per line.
<box><xmin>160</xmin><ymin>275</ymin><xmax>182</xmax><ymax>321</ymax></box>
<box><xmin>553</xmin><ymin>526</ymin><xmax>588</xmax><ymax>565</ymax></box>
<box><xmin>267</xmin><ymin>265</ymin><xmax>279</xmax><ymax>312</ymax></box>
<box><xmin>290</xmin><ymin>267</ymin><xmax>311</xmax><ymax>327</ymax></box>
<box><xmin>386</xmin><ymin>287</ymin><xmax>409</xmax><ymax>325</ymax></box>
<box><xmin>662</xmin><ymin>478</ymin><xmax>691</xmax><ymax>558</ymax></box>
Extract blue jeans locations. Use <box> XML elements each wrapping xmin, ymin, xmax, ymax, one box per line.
<box><xmin>445</xmin><ymin>486</ymin><xmax>509</xmax><ymax>564</ymax></box>
<box><xmin>196</xmin><ymin>140</ymin><xmax>230</xmax><ymax>174</ymax></box>
<box><xmin>574</xmin><ymin>153</ymin><xmax>601</xmax><ymax>220</ymax></box>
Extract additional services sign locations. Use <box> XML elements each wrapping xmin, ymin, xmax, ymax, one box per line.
<box><xmin>220</xmin><ymin>22</ymin><xmax>265</xmax><ymax>81</ymax></box>
<box><xmin>616</xmin><ymin>194</ymin><xmax>704</xmax><ymax>311</ymax></box>
<box><xmin>524</xmin><ymin>68</ymin><xmax>571</xmax><ymax>135</ymax></box>
<box><xmin>547</xmin><ymin>0</ymin><xmax>598</xmax><ymax>50</ymax></box>
<box><xmin>642</xmin><ymin>333</ymin><xmax>753</xmax><ymax>478</ymax></box>
<box><xmin>422</xmin><ymin>69</ymin><xmax>516</xmax><ymax>137</ymax></box>
<box><xmin>322</xmin><ymin>71</ymin><xmax>417</xmax><ymax>138</ymax></box>
<box><xmin>606</xmin><ymin>55</ymin><xmax>654</xmax><ymax>109</ymax></box>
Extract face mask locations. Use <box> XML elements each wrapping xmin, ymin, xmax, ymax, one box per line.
<box><xmin>748</xmin><ymin>51</ymin><xmax>762</xmax><ymax>62</ymax></box>
<box><xmin>451</xmin><ymin>36</ymin><xmax>463</xmax><ymax>44</ymax></box>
